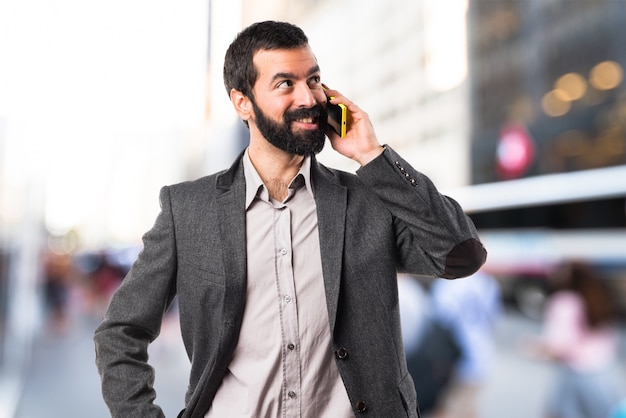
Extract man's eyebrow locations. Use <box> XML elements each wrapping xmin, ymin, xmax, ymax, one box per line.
<box><xmin>271</xmin><ymin>65</ymin><xmax>321</xmax><ymax>83</ymax></box>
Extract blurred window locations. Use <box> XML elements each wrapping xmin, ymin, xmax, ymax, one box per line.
<box><xmin>470</xmin><ymin>197</ymin><xmax>626</xmax><ymax>230</ymax></box>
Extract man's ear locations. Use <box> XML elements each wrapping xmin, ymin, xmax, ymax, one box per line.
<box><xmin>230</xmin><ymin>89</ymin><xmax>252</xmax><ymax>122</ymax></box>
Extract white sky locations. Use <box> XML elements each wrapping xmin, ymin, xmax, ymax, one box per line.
<box><xmin>0</xmin><ymin>0</ymin><xmax>209</xmax><ymax>242</ymax></box>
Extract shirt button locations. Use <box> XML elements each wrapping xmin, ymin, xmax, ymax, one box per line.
<box><xmin>287</xmin><ymin>343</ymin><xmax>295</xmax><ymax>350</ymax></box>
<box><xmin>284</xmin><ymin>295</ymin><xmax>292</xmax><ymax>303</ymax></box>
<box><xmin>288</xmin><ymin>390</ymin><xmax>297</xmax><ymax>399</ymax></box>
<box><xmin>280</xmin><ymin>248</ymin><xmax>288</xmax><ymax>255</ymax></box>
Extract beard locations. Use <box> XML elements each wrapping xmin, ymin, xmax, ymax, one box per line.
<box><xmin>250</xmin><ymin>99</ymin><xmax>327</xmax><ymax>156</ymax></box>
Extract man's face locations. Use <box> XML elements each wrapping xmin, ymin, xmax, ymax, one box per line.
<box><xmin>248</xmin><ymin>47</ymin><xmax>329</xmax><ymax>156</ymax></box>
<box><xmin>249</xmin><ymin>97</ymin><xmax>326</xmax><ymax>156</ymax></box>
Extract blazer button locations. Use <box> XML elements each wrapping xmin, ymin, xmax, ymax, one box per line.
<box><xmin>355</xmin><ymin>401</ymin><xmax>367</xmax><ymax>413</ymax></box>
<box><xmin>335</xmin><ymin>348</ymin><xmax>348</xmax><ymax>359</ymax></box>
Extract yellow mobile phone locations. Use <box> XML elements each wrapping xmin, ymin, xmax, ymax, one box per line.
<box><xmin>327</xmin><ymin>96</ymin><xmax>347</xmax><ymax>138</ymax></box>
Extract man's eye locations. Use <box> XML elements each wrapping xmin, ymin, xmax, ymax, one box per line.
<box><xmin>278</xmin><ymin>80</ymin><xmax>293</xmax><ymax>89</ymax></box>
<box><xmin>309</xmin><ymin>76</ymin><xmax>321</xmax><ymax>86</ymax></box>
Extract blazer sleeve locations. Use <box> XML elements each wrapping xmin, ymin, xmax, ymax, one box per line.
<box><xmin>93</xmin><ymin>186</ymin><xmax>178</xmax><ymax>418</ymax></box>
<box><xmin>356</xmin><ymin>146</ymin><xmax>486</xmax><ymax>278</ymax></box>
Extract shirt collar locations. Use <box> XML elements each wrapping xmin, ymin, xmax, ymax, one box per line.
<box><xmin>243</xmin><ymin>148</ymin><xmax>315</xmax><ymax>209</ymax></box>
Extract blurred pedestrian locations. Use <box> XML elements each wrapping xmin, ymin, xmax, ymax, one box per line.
<box><xmin>42</xmin><ymin>247</ymin><xmax>72</xmax><ymax>333</ymax></box>
<box><xmin>402</xmin><ymin>274</ymin><xmax>460</xmax><ymax>416</ymax></box>
<box><xmin>527</xmin><ymin>261</ymin><xmax>625</xmax><ymax>418</ymax></box>
<box><xmin>94</xmin><ymin>20</ymin><xmax>486</xmax><ymax>418</ymax></box>
<box><xmin>428</xmin><ymin>269</ymin><xmax>502</xmax><ymax>418</ymax></box>
<box><xmin>398</xmin><ymin>274</ymin><xmax>430</xmax><ymax>357</ymax></box>
<box><xmin>91</xmin><ymin>252</ymin><xmax>125</xmax><ymax>312</ymax></box>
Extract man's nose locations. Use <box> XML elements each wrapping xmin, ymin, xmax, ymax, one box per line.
<box><xmin>294</xmin><ymin>83</ymin><xmax>317</xmax><ymax>107</ymax></box>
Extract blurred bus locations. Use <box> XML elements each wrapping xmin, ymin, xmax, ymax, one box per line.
<box><xmin>446</xmin><ymin>165</ymin><xmax>626</xmax><ymax>319</ymax></box>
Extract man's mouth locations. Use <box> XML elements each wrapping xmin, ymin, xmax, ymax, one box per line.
<box><xmin>291</xmin><ymin>116</ymin><xmax>319</xmax><ymax>130</ymax></box>
<box><xmin>286</xmin><ymin>105</ymin><xmax>324</xmax><ymax>130</ymax></box>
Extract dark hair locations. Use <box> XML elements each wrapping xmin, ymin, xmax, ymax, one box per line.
<box><xmin>555</xmin><ymin>261</ymin><xmax>619</xmax><ymax>328</ymax></box>
<box><xmin>223</xmin><ymin>21</ymin><xmax>309</xmax><ymax>99</ymax></box>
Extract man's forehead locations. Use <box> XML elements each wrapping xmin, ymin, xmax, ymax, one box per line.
<box><xmin>253</xmin><ymin>47</ymin><xmax>320</xmax><ymax>78</ymax></box>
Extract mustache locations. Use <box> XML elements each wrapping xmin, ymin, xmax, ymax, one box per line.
<box><xmin>284</xmin><ymin>104</ymin><xmax>325</xmax><ymax>122</ymax></box>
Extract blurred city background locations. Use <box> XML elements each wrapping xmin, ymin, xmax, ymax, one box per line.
<box><xmin>0</xmin><ymin>0</ymin><xmax>625</xmax><ymax>417</ymax></box>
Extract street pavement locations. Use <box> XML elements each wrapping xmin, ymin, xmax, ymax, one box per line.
<box><xmin>13</xmin><ymin>311</ymin><xmax>189</xmax><ymax>418</ymax></box>
<box><xmin>10</xmin><ymin>306</ymin><xmax>626</xmax><ymax>418</ymax></box>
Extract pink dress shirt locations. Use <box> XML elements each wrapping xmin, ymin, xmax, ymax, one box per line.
<box><xmin>206</xmin><ymin>150</ymin><xmax>353</xmax><ymax>418</ymax></box>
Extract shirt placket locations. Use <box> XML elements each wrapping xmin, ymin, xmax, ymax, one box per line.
<box><xmin>273</xmin><ymin>204</ymin><xmax>301</xmax><ymax>418</ymax></box>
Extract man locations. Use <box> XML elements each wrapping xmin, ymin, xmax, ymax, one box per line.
<box><xmin>94</xmin><ymin>20</ymin><xmax>486</xmax><ymax>418</ymax></box>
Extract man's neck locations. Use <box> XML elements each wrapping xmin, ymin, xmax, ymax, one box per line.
<box><xmin>248</xmin><ymin>142</ymin><xmax>305</xmax><ymax>202</ymax></box>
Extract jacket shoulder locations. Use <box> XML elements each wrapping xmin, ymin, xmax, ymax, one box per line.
<box><xmin>168</xmin><ymin>173</ymin><xmax>221</xmax><ymax>194</ymax></box>
<box><xmin>313</xmin><ymin>158</ymin><xmax>366</xmax><ymax>189</ymax></box>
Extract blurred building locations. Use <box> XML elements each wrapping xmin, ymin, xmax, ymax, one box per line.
<box><xmin>468</xmin><ymin>0</ymin><xmax>625</xmax><ymax>197</ymax></box>
<box><xmin>461</xmin><ymin>0</ymin><xmax>626</xmax><ymax>317</ymax></box>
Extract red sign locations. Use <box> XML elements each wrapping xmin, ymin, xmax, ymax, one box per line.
<box><xmin>496</xmin><ymin>123</ymin><xmax>535</xmax><ymax>179</ymax></box>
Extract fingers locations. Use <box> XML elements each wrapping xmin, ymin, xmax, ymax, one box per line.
<box><xmin>323</xmin><ymin>86</ymin><xmax>360</xmax><ymax>116</ymax></box>
<box><xmin>322</xmin><ymin>85</ymin><xmax>380</xmax><ymax>157</ymax></box>
<box><xmin>322</xmin><ymin>83</ymin><xmax>343</xmax><ymax>101</ymax></box>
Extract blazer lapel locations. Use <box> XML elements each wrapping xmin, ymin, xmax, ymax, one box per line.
<box><xmin>311</xmin><ymin>160</ymin><xmax>347</xmax><ymax>333</ymax></box>
<box><xmin>216</xmin><ymin>156</ymin><xmax>248</xmax><ymax>326</ymax></box>
<box><xmin>189</xmin><ymin>156</ymin><xmax>248</xmax><ymax>417</ymax></box>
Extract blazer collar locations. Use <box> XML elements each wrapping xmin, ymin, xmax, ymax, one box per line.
<box><xmin>216</xmin><ymin>149</ymin><xmax>246</xmax><ymax>191</ymax></box>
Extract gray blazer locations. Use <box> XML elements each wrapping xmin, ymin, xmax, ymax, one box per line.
<box><xmin>94</xmin><ymin>146</ymin><xmax>486</xmax><ymax>418</ymax></box>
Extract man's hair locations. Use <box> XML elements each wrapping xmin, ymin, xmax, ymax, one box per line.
<box><xmin>223</xmin><ymin>21</ymin><xmax>309</xmax><ymax>99</ymax></box>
